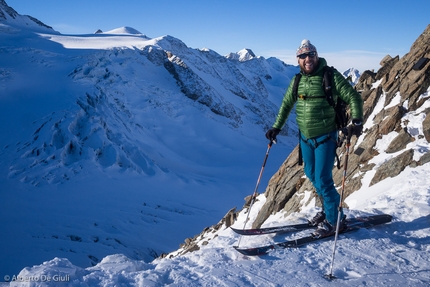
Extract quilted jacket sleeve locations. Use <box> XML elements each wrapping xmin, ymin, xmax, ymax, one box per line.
<box><xmin>272</xmin><ymin>75</ymin><xmax>297</xmax><ymax>130</ymax></box>
<box><xmin>332</xmin><ymin>69</ymin><xmax>363</xmax><ymax>121</ymax></box>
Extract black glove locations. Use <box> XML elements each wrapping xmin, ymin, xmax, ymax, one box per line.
<box><xmin>265</xmin><ymin>128</ymin><xmax>280</xmax><ymax>142</ymax></box>
<box><xmin>351</xmin><ymin>119</ymin><xmax>363</xmax><ymax>137</ymax></box>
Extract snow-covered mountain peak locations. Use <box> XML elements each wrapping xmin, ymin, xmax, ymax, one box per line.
<box><xmin>103</xmin><ymin>26</ymin><xmax>145</xmax><ymax>36</ymax></box>
<box><xmin>151</xmin><ymin>34</ymin><xmax>189</xmax><ymax>53</ymax></box>
<box><xmin>0</xmin><ymin>0</ymin><xmax>57</xmax><ymax>33</ymax></box>
<box><xmin>226</xmin><ymin>48</ymin><xmax>257</xmax><ymax>62</ymax></box>
<box><xmin>343</xmin><ymin>67</ymin><xmax>361</xmax><ymax>84</ymax></box>
<box><xmin>238</xmin><ymin>48</ymin><xmax>257</xmax><ymax>61</ymax></box>
<box><xmin>0</xmin><ymin>0</ymin><xmax>17</xmax><ymax>19</ymax></box>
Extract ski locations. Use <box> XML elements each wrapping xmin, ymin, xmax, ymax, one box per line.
<box><xmin>233</xmin><ymin>214</ymin><xmax>393</xmax><ymax>256</ymax></box>
<box><xmin>231</xmin><ymin>222</ymin><xmax>313</xmax><ymax>236</ymax></box>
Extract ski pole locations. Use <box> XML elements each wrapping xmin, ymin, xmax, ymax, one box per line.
<box><xmin>325</xmin><ymin>125</ymin><xmax>353</xmax><ymax>280</ymax></box>
<box><xmin>237</xmin><ymin>139</ymin><xmax>275</xmax><ymax>247</ymax></box>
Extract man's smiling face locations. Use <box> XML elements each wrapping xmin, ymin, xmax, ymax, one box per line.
<box><xmin>297</xmin><ymin>51</ymin><xmax>319</xmax><ymax>74</ymax></box>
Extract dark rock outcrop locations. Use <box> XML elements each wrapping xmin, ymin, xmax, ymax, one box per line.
<box><xmin>370</xmin><ymin>149</ymin><xmax>414</xmax><ymax>186</ymax></box>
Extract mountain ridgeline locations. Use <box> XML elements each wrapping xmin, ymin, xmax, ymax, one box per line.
<box><xmin>0</xmin><ymin>0</ymin><xmax>55</xmax><ymax>32</ymax></box>
<box><xmin>0</xmin><ymin>0</ymin><xmax>301</xmax><ymax>186</ymax></box>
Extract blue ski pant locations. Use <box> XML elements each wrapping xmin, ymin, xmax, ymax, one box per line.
<box><xmin>300</xmin><ymin>130</ymin><xmax>343</xmax><ymax>225</ymax></box>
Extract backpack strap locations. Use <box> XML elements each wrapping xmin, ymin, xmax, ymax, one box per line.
<box><xmin>292</xmin><ymin>73</ymin><xmax>302</xmax><ymax>101</ymax></box>
<box><xmin>294</xmin><ymin>68</ymin><xmax>333</xmax><ymax>101</ymax></box>
<box><xmin>323</xmin><ymin>66</ymin><xmax>335</xmax><ymax>107</ymax></box>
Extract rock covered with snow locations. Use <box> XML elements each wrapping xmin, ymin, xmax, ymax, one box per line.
<box><xmin>226</xmin><ymin>48</ymin><xmax>257</xmax><ymax>62</ymax></box>
<box><xmin>342</xmin><ymin>67</ymin><xmax>360</xmax><ymax>84</ymax></box>
<box><xmin>0</xmin><ymin>0</ymin><xmax>57</xmax><ymax>33</ymax></box>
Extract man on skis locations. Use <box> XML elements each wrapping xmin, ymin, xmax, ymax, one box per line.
<box><xmin>265</xmin><ymin>39</ymin><xmax>363</xmax><ymax>238</ymax></box>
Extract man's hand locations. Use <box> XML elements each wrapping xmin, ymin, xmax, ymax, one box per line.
<box><xmin>265</xmin><ymin>128</ymin><xmax>281</xmax><ymax>142</ymax></box>
<box><xmin>351</xmin><ymin>119</ymin><xmax>363</xmax><ymax>137</ymax></box>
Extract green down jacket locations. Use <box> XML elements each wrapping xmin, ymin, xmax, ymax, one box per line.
<box><xmin>272</xmin><ymin>57</ymin><xmax>363</xmax><ymax>139</ymax></box>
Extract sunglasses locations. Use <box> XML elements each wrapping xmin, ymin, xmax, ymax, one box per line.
<box><xmin>298</xmin><ymin>51</ymin><xmax>316</xmax><ymax>59</ymax></box>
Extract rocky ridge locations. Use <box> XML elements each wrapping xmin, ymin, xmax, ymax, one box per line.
<box><xmin>0</xmin><ymin>0</ymin><xmax>54</xmax><ymax>32</ymax></box>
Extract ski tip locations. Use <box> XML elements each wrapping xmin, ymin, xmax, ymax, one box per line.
<box><xmin>232</xmin><ymin>245</ymin><xmax>272</xmax><ymax>256</ymax></box>
<box><xmin>230</xmin><ymin>227</ymin><xmax>251</xmax><ymax>235</ymax></box>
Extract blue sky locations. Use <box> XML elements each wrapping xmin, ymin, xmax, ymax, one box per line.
<box><xmin>6</xmin><ymin>0</ymin><xmax>430</xmax><ymax>73</ymax></box>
